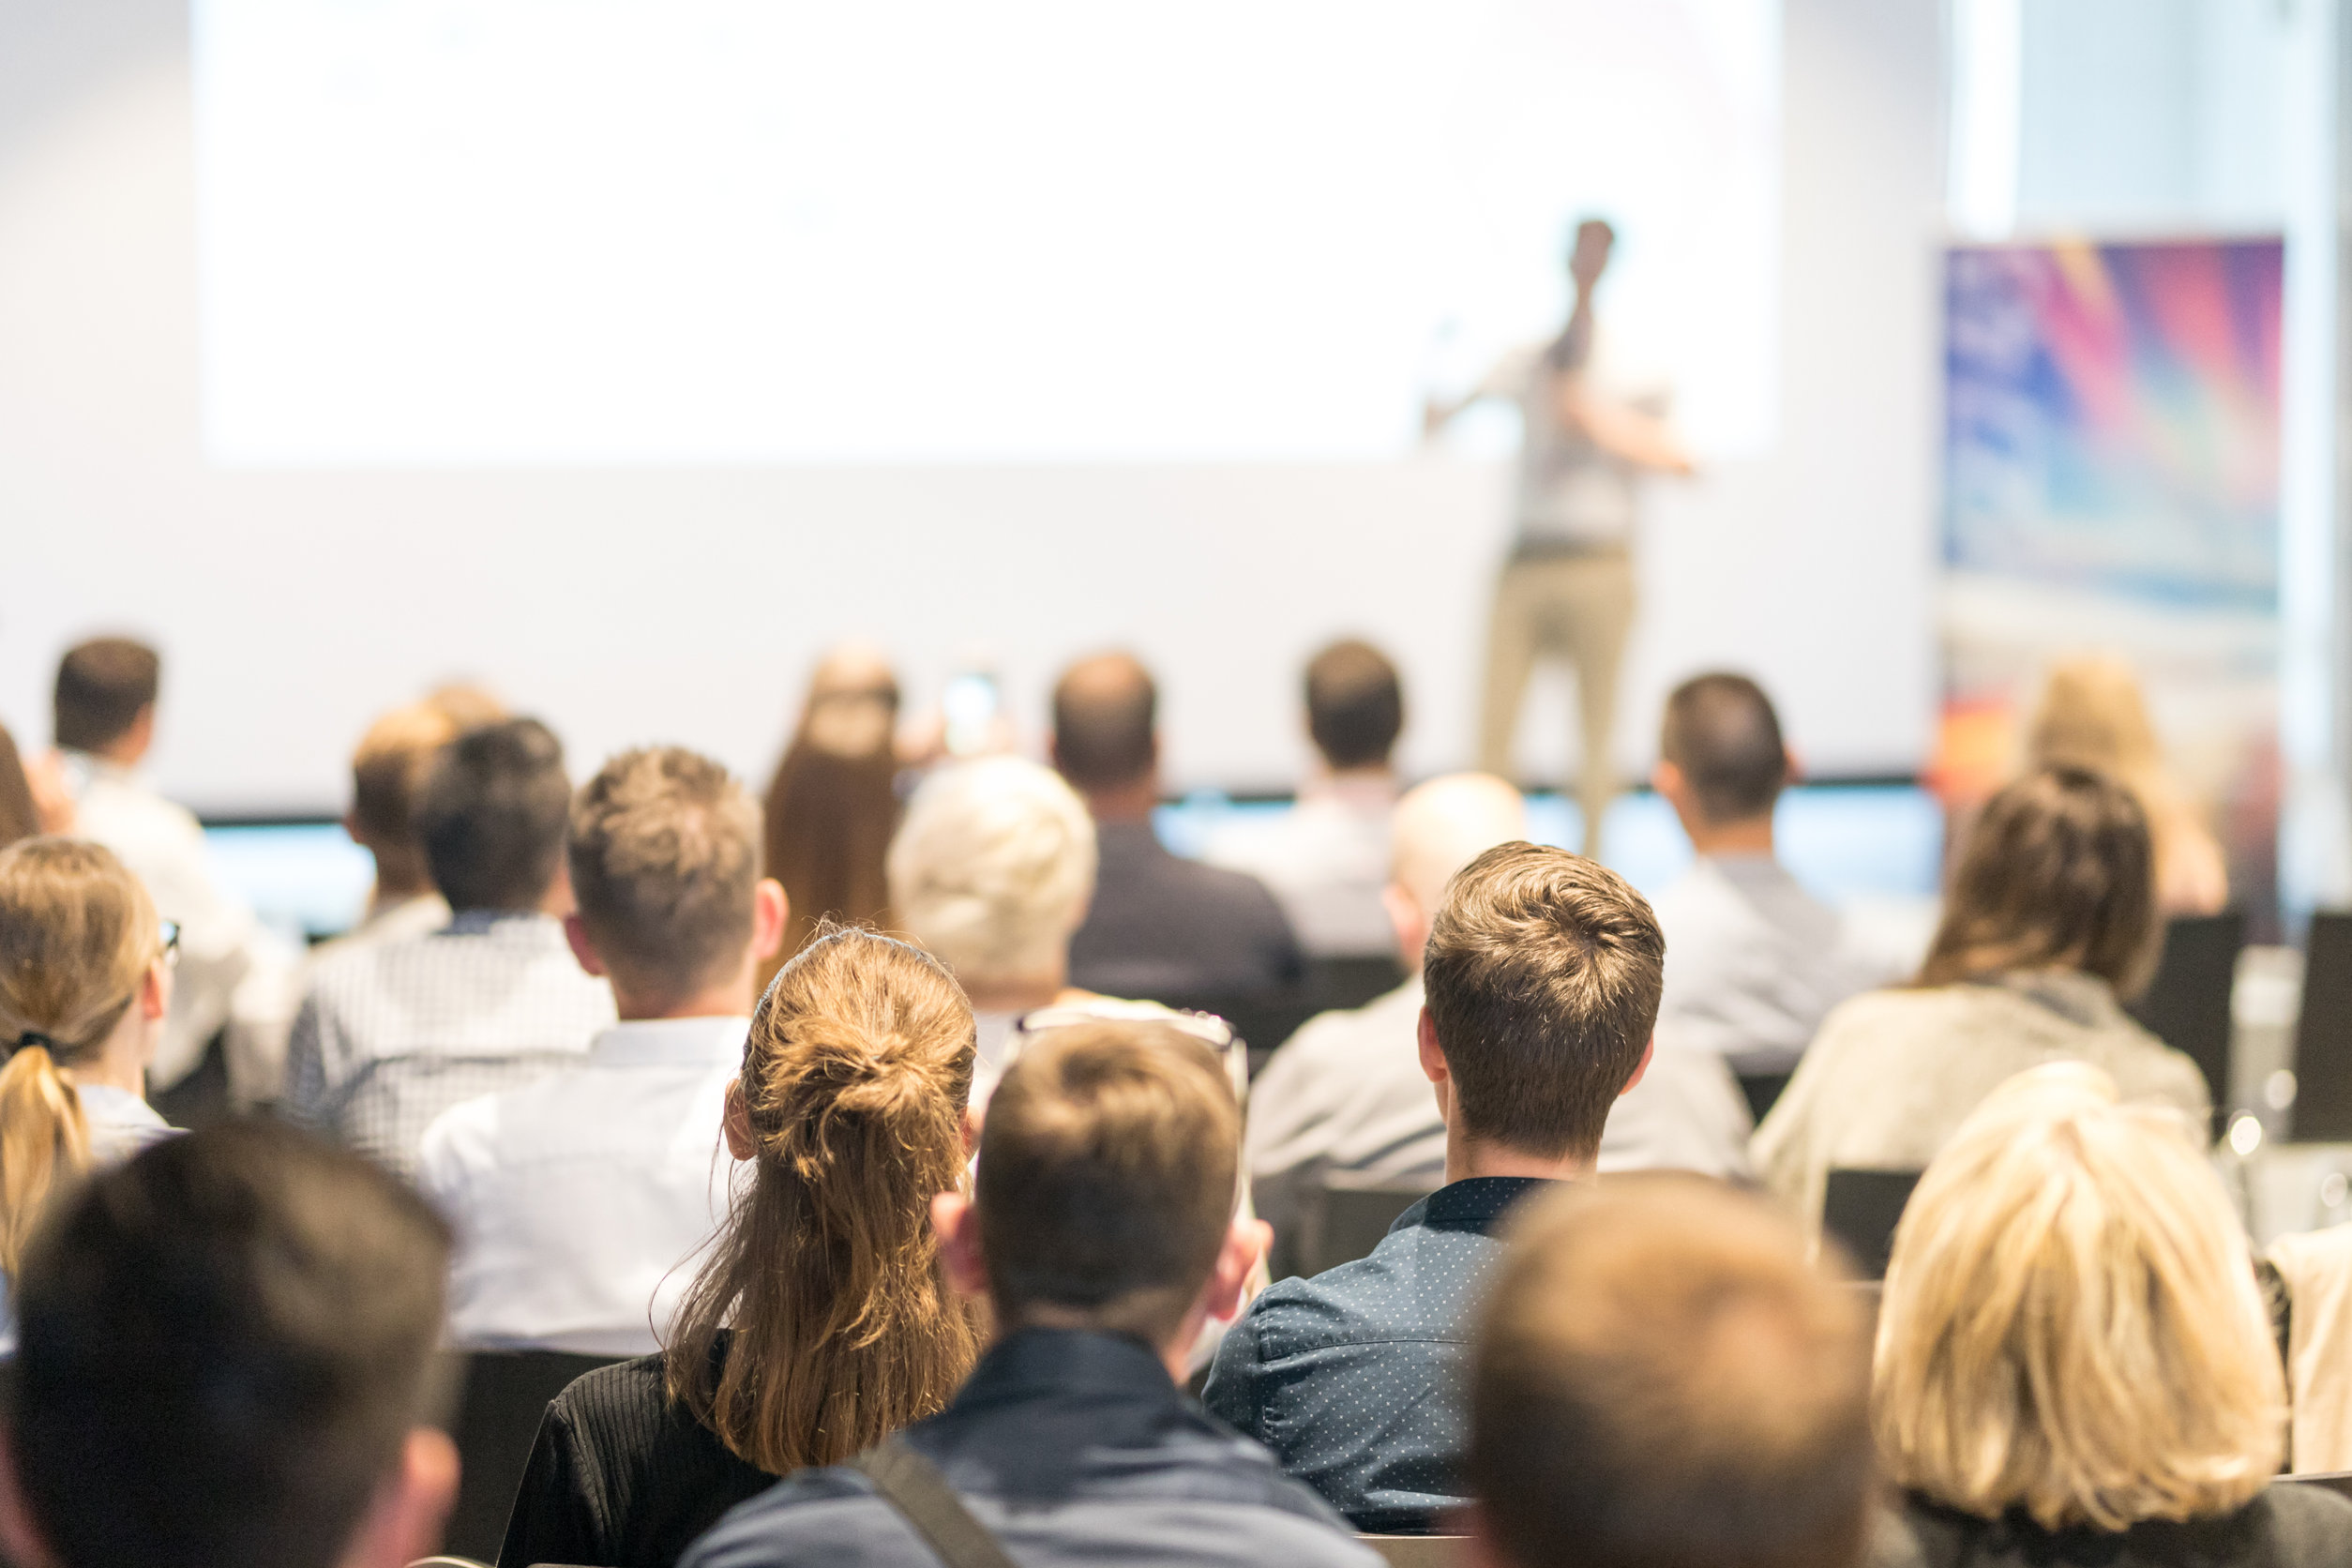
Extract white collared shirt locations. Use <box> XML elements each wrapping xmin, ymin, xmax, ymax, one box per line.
<box><xmin>1202</xmin><ymin>777</ymin><xmax>1398</xmax><ymax>958</ymax></box>
<box><xmin>415</xmin><ymin>1015</ymin><xmax>746</xmax><ymax>1357</ymax></box>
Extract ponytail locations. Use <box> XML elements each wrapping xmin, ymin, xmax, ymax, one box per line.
<box><xmin>0</xmin><ymin>1044</ymin><xmax>88</xmax><ymax>1276</ymax></box>
<box><xmin>666</xmin><ymin>927</ymin><xmax>982</xmax><ymax>1473</ymax></box>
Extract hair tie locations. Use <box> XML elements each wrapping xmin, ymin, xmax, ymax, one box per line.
<box><xmin>9</xmin><ymin>1032</ymin><xmax>57</xmax><ymax>1059</ymax></box>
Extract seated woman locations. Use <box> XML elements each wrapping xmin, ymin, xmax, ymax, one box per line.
<box><xmin>498</xmin><ymin>927</ymin><xmax>984</xmax><ymax>1568</ymax></box>
<box><xmin>1870</xmin><ymin>1063</ymin><xmax>2346</xmax><ymax>1567</ymax></box>
<box><xmin>1754</xmin><ymin>765</ymin><xmax>2207</xmax><ymax>1227</ymax></box>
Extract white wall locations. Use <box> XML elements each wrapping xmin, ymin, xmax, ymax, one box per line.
<box><xmin>0</xmin><ymin>0</ymin><xmax>1943</xmax><ymax>813</ymax></box>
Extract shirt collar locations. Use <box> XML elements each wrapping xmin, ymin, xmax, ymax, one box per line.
<box><xmin>442</xmin><ymin>909</ymin><xmax>565</xmax><ymax>941</ymax></box>
<box><xmin>74</xmin><ymin>1084</ymin><xmax>167</xmax><ymax>1127</ymax></box>
<box><xmin>1397</xmin><ymin>1175</ymin><xmax>1559</xmax><ymax>1236</ymax></box>
<box><xmin>589</xmin><ymin>1016</ymin><xmax>748</xmax><ymax>1068</ymax></box>
<box><xmin>947</xmin><ymin>1327</ymin><xmax>1177</xmax><ymax>1415</ymax></box>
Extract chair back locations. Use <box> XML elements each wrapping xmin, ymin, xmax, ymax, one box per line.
<box><xmin>444</xmin><ymin>1349</ymin><xmax>624</xmax><ymax>1562</ymax></box>
<box><xmin>2295</xmin><ymin>912</ymin><xmax>2352</xmax><ymax>1141</ymax></box>
<box><xmin>2127</xmin><ymin>910</ymin><xmax>2244</xmax><ymax>1139</ymax></box>
<box><xmin>1821</xmin><ymin>1168</ymin><xmax>1922</xmax><ymax>1281</ymax></box>
<box><xmin>1735</xmin><ymin>1070</ymin><xmax>1794</xmax><ymax>1125</ymax></box>
<box><xmin>1296</xmin><ymin>1172</ymin><xmax>1435</xmax><ymax>1277</ymax></box>
<box><xmin>1359</xmin><ymin>1536</ymin><xmax>1467</xmax><ymax>1568</ymax></box>
<box><xmin>2277</xmin><ymin>1470</ymin><xmax>2352</xmax><ymax>1502</ymax></box>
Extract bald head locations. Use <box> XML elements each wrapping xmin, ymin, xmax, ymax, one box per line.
<box><xmin>1052</xmin><ymin>653</ymin><xmax>1157</xmax><ymax>794</ymax></box>
<box><xmin>1392</xmin><ymin>773</ymin><xmax>1529</xmax><ymax>918</ymax></box>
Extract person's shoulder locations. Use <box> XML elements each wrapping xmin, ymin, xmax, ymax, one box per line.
<box><xmin>546</xmin><ymin>1350</ymin><xmax>673</xmax><ymax>1436</ymax></box>
<box><xmin>414</xmin><ymin>1081</ymin><xmax>519</xmax><ymax>1189</ymax></box>
<box><xmin>2248</xmin><ymin>1481</ymin><xmax>2352</xmax><ymax>1562</ymax></box>
<box><xmin>677</xmin><ymin>1467</ymin><xmax>901</xmax><ymax>1568</ymax></box>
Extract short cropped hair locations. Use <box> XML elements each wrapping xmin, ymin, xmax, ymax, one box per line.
<box><xmin>348</xmin><ymin>701</ymin><xmax>464</xmax><ymax>851</ymax></box>
<box><xmin>53</xmin><ymin>638</ymin><xmax>159</xmax><ymax>754</ymax></box>
<box><xmin>569</xmin><ymin>747</ymin><xmax>761</xmax><ymax>1006</ymax></box>
<box><xmin>1052</xmin><ymin>653</ymin><xmax>1156</xmax><ymax>792</ymax></box>
<box><xmin>1876</xmin><ymin>1063</ymin><xmax>2283</xmax><ymax>1530</ymax></box>
<box><xmin>888</xmin><ymin>758</ymin><xmax>1097</xmax><ymax>987</ymax></box>
<box><xmin>1470</xmin><ymin>1175</ymin><xmax>1876</xmax><ymax>1568</ymax></box>
<box><xmin>8</xmin><ymin>1121</ymin><xmax>451</xmax><ymax>1568</ymax></box>
<box><xmin>1660</xmin><ymin>672</ymin><xmax>1787</xmax><ymax>823</ymax></box>
<box><xmin>415</xmin><ymin>717</ymin><xmax>571</xmax><ymax>912</ymax></box>
<box><xmin>1305</xmin><ymin>640</ymin><xmax>1404</xmax><ymax>771</ymax></box>
<box><xmin>1423</xmin><ymin>843</ymin><xmax>1663</xmax><ymax>1161</ymax></box>
<box><xmin>977</xmin><ymin>1021</ymin><xmax>1238</xmax><ymax>1344</ymax></box>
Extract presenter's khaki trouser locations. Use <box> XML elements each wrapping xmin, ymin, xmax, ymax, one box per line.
<box><xmin>1478</xmin><ymin>550</ymin><xmax>1636</xmax><ymax>859</ymax></box>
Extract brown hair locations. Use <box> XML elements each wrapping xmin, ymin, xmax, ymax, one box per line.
<box><xmin>53</xmin><ymin>638</ymin><xmax>159</xmax><ymax>755</ymax></box>
<box><xmin>0</xmin><ymin>839</ymin><xmax>161</xmax><ymax>1276</ymax></box>
<box><xmin>1470</xmin><ymin>1174</ymin><xmax>1876</xmax><ymax>1568</ymax></box>
<box><xmin>1660</xmin><ymin>671</ymin><xmax>1787</xmax><ymax>824</ymax></box>
<box><xmin>1422</xmin><ymin>842</ymin><xmax>1663</xmax><ymax>1161</ymax></box>
<box><xmin>667</xmin><ymin>927</ymin><xmax>982</xmax><ymax>1473</ymax></box>
<box><xmin>1051</xmin><ymin>652</ymin><xmax>1156</xmax><ymax>792</ymax></box>
<box><xmin>0</xmin><ymin>724</ymin><xmax>40</xmax><ymax>849</ymax></box>
<box><xmin>977</xmin><ymin>1021</ymin><xmax>1240</xmax><ymax>1345</ymax></box>
<box><xmin>570</xmin><ymin>747</ymin><xmax>761</xmax><ymax>1008</ymax></box>
<box><xmin>1917</xmin><ymin>766</ymin><xmax>2157</xmax><ymax>996</ymax></box>
<box><xmin>763</xmin><ymin>653</ymin><xmax>900</xmax><ymax>970</ymax></box>
<box><xmin>1305</xmin><ymin>640</ymin><xmax>1404</xmax><ymax>772</ymax></box>
<box><xmin>415</xmin><ymin>717</ymin><xmax>571</xmax><ymax>912</ymax></box>
<box><xmin>347</xmin><ymin>702</ymin><xmax>463</xmax><ymax>870</ymax></box>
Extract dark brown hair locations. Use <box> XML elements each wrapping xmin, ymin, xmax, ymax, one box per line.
<box><xmin>53</xmin><ymin>638</ymin><xmax>159</xmax><ymax>754</ymax></box>
<box><xmin>667</xmin><ymin>927</ymin><xmax>983</xmax><ymax>1473</ymax></box>
<box><xmin>1305</xmin><ymin>640</ymin><xmax>1404</xmax><ymax>771</ymax></box>
<box><xmin>1917</xmin><ymin>765</ymin><xmax>2157</xmax><ymax>996</ymax></box>
<box><xmin>977</xmin><ymin>1020</ymin><xmax>1239</xmax><ymax>1345</ymax></box>
<box><xmin>1660</xmin><ymin>671</ymin><xmax>1787</xmax><ymax>824</ymax></box>
<box><xmin>1052</xmin><ymin>652</ymin><xmax>1156</xmax><ymax>792</ymax></box>
<box><xmin>0</xmin><ymin>724</ymin><xmax>40</xmax><ymax>849</ymax></box>
<box><xmin>571</xmin><ymin>747</ymin><xmax>761</xmax><ymax>1007</ymax></box>
<box><xmin>763</xmin><ymin>662</ymin><xmax>899</xmax><ymax>970</ymax></box>
<box><xmin>1470</xmin><ymin>1174</ymin><xmax>1875</xmax><ymax>1568</ymax></box>
<box><xmin>415</xmin><ymin>717</ymin><xmax>571</xmax><ymax>912</ymax></box>
<box><xmin>1422</xmin><ymin>842</ymin><xmax>1663</xmax><ymax>1161</ymax></box>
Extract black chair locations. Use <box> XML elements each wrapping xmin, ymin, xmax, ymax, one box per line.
<box><xmin>1159</xmin><ymin>955</ymin><xmax>1408</xmax><ymax>1079</ymax></box>
<box><xmin>1820</xmin><ymin>1168</ymin><xmax>1921</xmax><ymax>1281</ymax></box>
<box><xmin>443</xmin><ymin>1349</ymin><xmax>622</xmax><ymax>1563</ymax></box>
<box><xmin>1735</xmin><ymin>1071</ymin><xmax>1794</xmax><ymax>1125</ymax></box>
<box><xmin>2127</xmin><ymin>910</ymin><xmax>2245</xmax><ymax>1140</ymax></box>
<box><xmin>1359</xmin><ymin>1537</ymin><xmax>1466</xmax><ymax>1568</ymax></box>
<box><xmin>2293</xmin><ymin>912</ymin><xmax>2352</xmax><ymax>1142</ymax></box>
<box><xmin>1294</xmin><ymin>1171</ymin><xmax>1436</xmax><ymax>1277</ymax></box>
<box><xmin>2278</xmin><ymin>1470</ymin><xmax>2352</xmax><ymax>1502</ymax></box>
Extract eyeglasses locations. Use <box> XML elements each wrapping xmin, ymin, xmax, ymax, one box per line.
<box><xmin>158</xmin><ymin>919</ymin><xmax>180</xmax><ymax>967</ymax></box>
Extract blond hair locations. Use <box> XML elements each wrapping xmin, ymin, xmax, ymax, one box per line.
<box><xmin>887</xmin><ymin>758</ymin><xmax>1096</xmax><ymax>988</ymax></box>
<box><xmin>666</xmin><ymin>927</ymin><xmax>983</xmax><ymax>1473</ymax></box>
<box><xmin>1874</xmin><ymin>1063</ymin><xmax>2283</xmax><ymax>1530</ymax></box>
<box><xmin>348</xmin><ymin>702</ymin><xmax>461</xmax><ymax>850</ymax></box>
<box><xmin>568</xmin><ymin>747</ymin><xmax>761</xmax><ymax>1007</ymax></box>
<box><xmin>0</xmin><ymin>838</ymin><xmax>160</xmax><ymax>1275</ymax></box>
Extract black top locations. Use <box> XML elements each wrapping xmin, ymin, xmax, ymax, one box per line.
<box><xmin>497</xmin><ymin>1344</ymin><xmax>777</xmax><ymax>1568</ymax></box>
<box><xmin>679</xmin><ymin>1328</ymin><xmax>1377</xmax><ymax>1568</ymax></box>
<box><xmin>1873</xmin><ymin>1486</ymin><xmax>2352</xmax><ymax>1568</ymax></box>
<box><xmin>1067</xmin><ymin>821</ymin><xmax>1304</xmax><ymax>1001</ymax></box>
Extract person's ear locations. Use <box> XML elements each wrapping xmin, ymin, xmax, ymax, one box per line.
<box><xmin>1782</xmin><ymin>745</ymin><xmax>1804</xmax><ymax>787</ymax></box>
<box><xmin>959</xmin><ymin>1106</ymin><xmax>980</xmax><ymax>1153</ymax></box>
<box><xmin>0</xmin><ymin>1425</ymin><xmax>56</xmax><ymax>1568</ymax></box>
<box><xmin>1199</xmin><ymin>1216</ymin><xmax>1272</xmax><ymax>1326</ymax></box>
<box><xmin>341</xmin><ymin>810</ymin><xmax>370</xmax><ymax>852</ymax></box>
<box><xmin>1417</xmin><ymin>1007</ymin><xmax>1449</xmax><ymax>1087</ymax></box>
<box><xmin>931</xmin><ymin>1192</ymin><xmax>989</xmax><ymax>1301</ymax></box>
<box><xmin>1650</xmin><ymin>759</ymin><xmax>1682</xmax><ymax>798</ymax></box>
<box><xmin>1619</xmin><ymin>1035</ymin><xmax>1655</xmax><ymax>1098</ymax></box>
<box><xmin>337</xmin><ymin>1426</ymin><xmax>458</xmax><ymax>1568</ymax></box>
<box><xmin>722</xmin><ymin>1078</ymin><xmax>757</xmax><ymax>1162</ymax></box>
<box><xmin>751</xmin><ymin>879</ymin><xmax>789</xmax><ymax>962</ymax></box>
<box><xmin>539</xmin><ymin>859</ymin><xmax>577</xmax><ymax>920</ymax></box>
<box><xmin>563</xmin><ymin>914</ymin><xmax>608</xmax><ymax>978</ymax></box>
<box><xmin>141</xmin><ymin>955</ymin><xmax>172</xmax><ymax>1021</ymax></box>
<box><xmin>1382</xmin><ymin>883</ymin><xmax>1425</xmax><ymax>966</ymax></box>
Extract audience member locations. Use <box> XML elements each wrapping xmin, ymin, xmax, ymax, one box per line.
<box><xmin>761</xmin><ymin>643</ymin><xmax>900</xmax><ymax>976</ymax></box>
<box><xmin>500</xmin><ymin>928</ymin><xmax>983</xmax><ymax>1568</ymax></box>
<box><xmin>1206</xmin><ymin>639</ymin><xmax>1405</xmax><ymax>957</ymax></box>
<box><xmin>285</xmin><ymin>717</ymin><xmax>615</xmax><ymax>1179</ymax></box>
<box><xmin>887</xmin><ymin>755</ymin><xmax>1097</xmax><ymax>1095</ymax></box>
<box><xmin>0</xmin><ymin>838</ymin><xmax>180</xmax><ymax>1320</ymax></box>
<box><xmin>1055</xmin><ymin>652</ymin><xmax>1303</xmax><ymax>1001</ymax></box>
<box><xmin>1869</xmin><ymin>1063</ymin><xmax>2348</xmax><ymax>1566</ymax></box>
<box><xmin>1646</xmin><ymin>672</ymin><xmax>1892</xmax><ymax>1078</ymax></box>
<box><xmin>2028</xmin><ymin>654</ymin><xmax>2229</xmax><ymax>915</ymax></box>
<box><xmin>0</xmin><ymin>1121</ymin><xmax>458</xmax><ymax>1568</ymax></box>
<box><xmin>1204</xmin><ymin>840</ymin><xmax>1664</xmax><ymax>1532</ymax></box>
<box><xmin>0</xmin><ymin>723</ymin><xmax>45</xmax><ymax>847</ymax></box>
<box><xmin>417</xmin><ymin>746</ymin><xmax>786</xmax><ymax>1355</ymax></box>
<box><xmin>1467</xmin><ymin>1176</ymin><xmax>1876</xmax><ymax>1568</ymax></box>
<box><xmin>1754</xmin><ymin>766</ymin><xmax>2207</xmax><ymax>1228</ymax></box>
<box><xmin>338</xmin><ymin>694</ymin><xmax>502</xmax><ymax>952</ymax></box>
<box><xmin>678</xmin><ymin>1020</ymin><xmax>1378</xmax><ymax>1568</ymax></box>
<box><xmin>50</xmin><ymin>636</ymin><xmax>292</xmax><ymax>1104</ymax></box>
<box><xmin>1247</xmin><ymin>776</ymin><xmax>1751</xmax><ymax>1270</ymax></box>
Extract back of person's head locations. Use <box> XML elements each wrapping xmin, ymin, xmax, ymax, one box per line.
<box><xmin>1051</xmin><ymin>652</ymin><xmax>1156</xmax><ymax>793</ymax></box>
<box><xmin>1659</xmin><ymin>671</ymin><xmax>1787</xmax><ymax>825</ymax></box>
<box><xmin>569</xmin><ymin>747</ymin><xmax>762</xmax><ymax>1009</ymax></box>
<box><xmin>764</xmin><ymin>645</ymin><xmax>901</xmax><ymax>962</ymax></box>
<box><xmin>0</xmin><ymin>837</ymin><xmax>161</xmax><ymax>1275</ymax></box>
<box><xmin>888</xmin><ymin>757</ymin><xmax>1096</xmax><ymax>989</ymax></box>
<box><xmin>421</xmin><ymin>681</ymin><xmax>508</xmax><ymax>732</ymax></box>
<box><xmin>347</xmin><ymin>701</ymin><xmax>467</xmax><ymax>861</ymax></box>
<box><xmin>1304</xmin><ymin>639</ymin><xmax>1404</xmax><ymax>774</ymax></box>
<box><xmin>0</xmin><ymin>724</ymin><xmax>40</xmax><ymax>849</ymax></box>
<box><xmin>1470</xmin><ymin>1175</ymin><xmax>1875</xmax><ymax>1568</ymax></box>
<box><xmin>668</xmin><ymin>927</ymin><xmax>982</xmax><ymax>1471</ymax></box>
<box><xmin>1917</xmin><ymin>765</ymin><xmax>2155</xmax><ymax>994</ymax></box>
<box><xmin>5</xmin><ymin>1120</ymin><xmax>452</xmax><ymax>1568</ymax></box>
<box><xmin>1391</xmin><ymin>773</ymin><xmax>1529</xmax><ymax>917</ymax></box>
<box><xmin>52</xmin><ymin>638</ymin><xmax>159</xmax><ymax>755</ymax></box>
<box><xmin>1875</xmin><ymin>1063</ymin><xmax>2281</xmax><ymax>1530</ymax></box>
<box><xmin>2028</xmin><ymin>654</ymin><xmax>2164</xmax><ymax>784</ymax></box>
<box><xmin>1423</xmin><ymin>843</ymin><xmax>1663</xmax><ymax>1162</ymax></box>
<box><xmin>975</xmin><ymin>1020</ymin><xmax>1240</xmax><ymax>1344</ymax></box>
<box><xmin>414</xmin><ymin>716</ymin><xmax>570</xmax><ymax>913</ymax></box>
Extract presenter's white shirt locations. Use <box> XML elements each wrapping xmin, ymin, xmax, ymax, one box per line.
<box><xmin>1202</xmin><ymin>776</ymin><xmax>1398</xmax><ymax>958</ymax></box>
<box><xmin>416</xmin><ymin>1015</ymin><xmax>746</xmax><ymax>1357</ymax></box>
<box><xmin>1478</xmin><ymin>327</ymin><xmax>1670</xmax><ymax>553</ymax></box>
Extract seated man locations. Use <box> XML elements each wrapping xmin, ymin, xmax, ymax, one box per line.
<box><xmin>1205</xmin><ymin>640</ymin><xmax>1404</xmax><ymax>958</ymax></box>
<box><xmin>418</xmin><ymin>746</ymin><xmax>786</xmax><ymax>1354</ymax></box>
<box><xmin>1466</xmin><ymin>1175</ymin><xmax>1876</xmax><ymax>1568</ymax></box>
<box><xmin>286</xmin><ymin>716</ymin><xmax>615</xmax><ymax>1178</ymax></box>
<box><xmin>1054</xmin><ymin>652</ymin><xmax>1304</xmax><ymax>1002</ymax></box>
<box><xmin>334</xmin><ymin>693</ymin><xmax>504</xmax><ymax>953</ymax></box>
<box><xmin>1646</xmin><ymin>673</ymin><xmax>1892</xmax><ymax>1079</ymax></box>
<box><xmin>679</xmin><ymin>1020</ymin><xmax>1377</xmax><ymax>1568</ymax></box>
<box><xmin>0</xmin><ymin>1121</ymin><xmax>459</xmax><ymax>1568</ymax></box>
<box><xmin>1204</xmin><ymin>840</ymin><xmax>1665</xmax><ymax>1532</ymax></box>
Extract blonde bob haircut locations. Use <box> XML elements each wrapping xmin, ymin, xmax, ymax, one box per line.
<box><xmin>887</xmin><ymin>757</ymin><xmax>1096</xmax><ymax>988</ymax></box>
<box><xmin>1874</xmin><ymin>1062</ymin><xmax>2283</xmax><ymax>1530</ymax></box>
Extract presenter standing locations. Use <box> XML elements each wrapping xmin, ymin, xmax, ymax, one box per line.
<box><xmin>1425</xmin><ymin>219</ymin><xmax>1693</xmax><ymax>857</ymax></box>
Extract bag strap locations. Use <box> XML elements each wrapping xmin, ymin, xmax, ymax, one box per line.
<box><xmin>849</xmin><ymin>1436</ymin><xmax>1023</xmax><ymax>1568</ymax></box>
